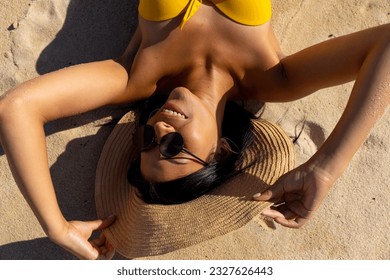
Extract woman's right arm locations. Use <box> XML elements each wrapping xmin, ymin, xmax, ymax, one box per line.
<box><xmin>254</xmin><ymin>23</ymin><xmax>390</xmax><ymax>228</ymax></box>
<box><xmin>0</xmin><ymin>28</ymin><xmax>144</xmax><ymax>259</ymax></box>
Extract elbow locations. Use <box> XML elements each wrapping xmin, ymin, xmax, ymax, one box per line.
<box><xmin>0</xmin><ymin>93</ymin><xmax>13</xmax><ymax>125</ymax></box>
<box><xmin>0</xmin><ymin>89</ymin><xmax>43</xmax><ymax>126</ymax></box>
<box><xmin>0</xmin><ymin>92</ymin><xmax>23</xmax><ymax>123</ymax></box>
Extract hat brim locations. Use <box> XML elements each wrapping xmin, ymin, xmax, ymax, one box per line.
<box><xmin>95</xmin><ymin>110</ymin><xmax>295</xmax><ymax>258</ymax></box>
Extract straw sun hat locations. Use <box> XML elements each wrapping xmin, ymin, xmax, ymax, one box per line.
<box><xmin>95</xmin><ymin>109</ymin><xmax>295</xmax><ymax>258</ymax></box>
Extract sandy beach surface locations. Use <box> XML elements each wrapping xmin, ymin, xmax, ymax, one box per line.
<box><xmin>0</xmin><ymin>0</ymin><xmax>389</xmax><ymax>260</ymax></box>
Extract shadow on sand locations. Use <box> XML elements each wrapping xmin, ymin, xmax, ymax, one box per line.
<box><xmin>0</xmin><ymin>0</ymin><xmax>138</xmax><ymax>259</ymax></box>
<box><xmin>36</xmin><ymin>0</ymin><xmax>138</xmax><ymax>74</ymax></box>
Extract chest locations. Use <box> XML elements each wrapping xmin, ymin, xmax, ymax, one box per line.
<box><xmin>129</xmin><ymin>5</ymin><xmax>280</xmax><ymax>97</ymax></box>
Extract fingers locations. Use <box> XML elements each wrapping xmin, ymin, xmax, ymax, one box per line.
<box><xmin>261</xmin><ymin>205</ymin><xmax>310</xmax><ymax>228</ymax></box>
<box><xmin>252</xmin><ymin>172</ymin><xmax>295</xmax><ymax>203</ymax></box>
<box><xmin>61</xmin><ymin>217</ymin><xmax>117</xmax><ymax>260</ymax></box>
<box><xmin>100</xmin><ymin>238</ymin><xmax>116</xmax><ymax>260</ymax></box>
<box><xmin>253</xmin><ymin>190</ymin><xmax>272</xmax><ymax>201</ymax></box>
<box><xmin>99</xmin><ymin>215</ymin><xmax>117</xmax><ymax>229</ymax></box>
<box><xmin>88</xmin><ymin>215</ymin><xmax>117</xmax><ymax>231</ymax></box>
<box><xmin>97</xmin><ymin>249</ymin><xmax>116</xmax><ymax>260</ymax></box>
<box><xmin>275</xmin><ymin>216</ymin><xmax>309</xmax><ymax>228</ymax></box>
<box><xmin>261</xmin><ymin>208</ymin><xmax>302</xmax><ymax>228</ymax></box>
<box><xmin>91</xmin><ymin>233</ymin><xmax>116</xmax><ymax>260</ymax></box>
<box><xmin>253</xmin><ymin>182</ymin><xmax>285</xmax><ymax>202</ymax></box>
<box><xmin>88</xmin><ymin>217</ymin><xmax>116</xmax><ymax>260</ymax></box>
<box><xmin>81</xmin><ymin>216</ymin><xmax>117</xmax><ymax>259</ymax></box>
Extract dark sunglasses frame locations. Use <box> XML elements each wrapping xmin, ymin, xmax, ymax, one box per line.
<box><xmin>140</xmin><ymin>125</ymin><xmax>209</xmax><ymax>166</ymax></box>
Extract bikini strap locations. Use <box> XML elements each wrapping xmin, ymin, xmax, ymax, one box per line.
<box><xmin>180</xmin><ymin>0</ymin><xmax>202</xmax><ymax>30</ymax></box>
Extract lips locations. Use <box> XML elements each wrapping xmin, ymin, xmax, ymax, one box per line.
<box><xmin>161</xmin><ymin>108</ymin><xmax>187</xmax><ymax>119</ymax></box>
<box><xmin>161</xmin><ymin>102</ymin><xmax>188</xmax><ymax>119</ymax></box>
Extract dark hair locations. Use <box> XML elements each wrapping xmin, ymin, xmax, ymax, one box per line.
<box><xmin>127</xmin><ymin>94</ymin><xmax>256</xmax><ymax>204</ymax></box>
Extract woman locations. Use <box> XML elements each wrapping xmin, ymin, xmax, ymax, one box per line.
<box><xmin>0</xmin><ymin>0</ymin><xmax>389</xmax><ymax>259</ymax></box>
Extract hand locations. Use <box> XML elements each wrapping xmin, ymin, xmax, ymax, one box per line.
<box><xmin>50</xmin><ymin>215</ymin><xmax>116</xmax><ymax>260</ymax></box>
<box><xmin>253</xmin><ymin>163</ymin><xmax>334</xmax><ymax>228</ymax></box>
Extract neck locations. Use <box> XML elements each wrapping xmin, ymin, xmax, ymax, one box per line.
<box><xmin>184</xmin><ymin>65</ymin><xmax>233</xmax><ymax>138</ymax></box>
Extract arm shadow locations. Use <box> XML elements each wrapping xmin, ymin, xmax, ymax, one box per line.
<box><xmin>1</xmin><ymin>0</ymin><xmax>140</xmax><ymax>156</ymax></box>
<box><xmin>0</xmin><ymin>238</ymin><xmax>76</xmax><ymax>260</ymax></box>
<box><xmin>0</xmin><ymin>0</ymin><xmax>140</xmax><ymax>259</ymax></box>
<box><xmin>36</xmin><ymin>0</ymin><xmax>139</xmax><ymax>74</ymax></box>
<box><xmin>0</xmin><ymin>238</ymin><xmax>127</xmax><ymax>260</ymax></box>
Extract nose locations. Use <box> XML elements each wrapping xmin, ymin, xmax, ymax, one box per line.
<box><xmin>154</xmin><ymin>121</ymin><xmax>175</xmax><ymax>141</ymax></box>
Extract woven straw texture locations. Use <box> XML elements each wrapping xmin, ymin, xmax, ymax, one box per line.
<box><xmin>95</xmin><ymin>111</ymin><xmax>295</xmax><ymax>258</ymax></box>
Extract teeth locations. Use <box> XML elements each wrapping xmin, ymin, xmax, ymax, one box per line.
<box><xmin>162</xmin><ymin>108</ymin><xmax>187</xmax><ymax>119</ymax></box>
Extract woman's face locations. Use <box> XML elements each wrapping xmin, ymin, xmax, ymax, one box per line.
<box><xmin>140</xmin><ymin>87</ymin><xmax>219</xmax><ymax>182</ymax></box>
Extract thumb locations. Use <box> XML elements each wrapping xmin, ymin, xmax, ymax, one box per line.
<box><xmin>88</xmin><ymin>215</ymin><xmax>117</xmax><ymax>231</ymax></box>
<box><xmin>253</xmin><ymin>177</ymin><xmax>287</xmax><ymax>202</ymax></box>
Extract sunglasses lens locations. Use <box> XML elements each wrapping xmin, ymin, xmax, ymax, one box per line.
<box><xmin>142</xmin><ymin>125</ymin><xmax>156</xmax><ymax>150</ymax></box>
<box><xmin>160</xmin><ymin>132</ymin><xmax>184</xmax><ymax>158</ymax></box>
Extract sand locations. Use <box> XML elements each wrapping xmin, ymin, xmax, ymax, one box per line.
<box><xmin>0</xmin><ymin>0</ymin><xmax>389</xmax><ymax>260</ymax></box>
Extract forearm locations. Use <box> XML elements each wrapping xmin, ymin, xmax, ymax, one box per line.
<box><xmin>0</xmin><ymin>103</ymin><xmax>66</xmax><ymax>237</ymax></box>
<box><xmin>310</xmin><ymin>37</ymin><xmax>390</xmax><ymax>181</ymax></box>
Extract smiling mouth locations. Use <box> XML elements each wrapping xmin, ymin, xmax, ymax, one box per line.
<box><xmin>161</xmin><ymin>108</ymin><xmax>188</xmax><ymax>119</ymax></box>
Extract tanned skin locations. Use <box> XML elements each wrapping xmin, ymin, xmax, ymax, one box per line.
<box><xmin>0</xmin><ymin>1</ymin><xmax>389</xmax><ymax>259</ymax></box>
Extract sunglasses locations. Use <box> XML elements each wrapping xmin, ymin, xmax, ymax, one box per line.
<box><xmin>139</xmin><ymin>125</ymin><xmax>209</xmax><ymax>166</ymax></box>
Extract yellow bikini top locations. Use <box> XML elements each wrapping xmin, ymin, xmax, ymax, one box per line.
<box><xmin>139</xmin><ymin>0</ymin><xmax>272</xmax><ymax>29</ymax></box>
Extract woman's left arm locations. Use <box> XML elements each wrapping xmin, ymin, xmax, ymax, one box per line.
<box><xmin>254</xmin><ymin>23</ymin><xmax>390</xmax><ymax>228</ymax></box>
